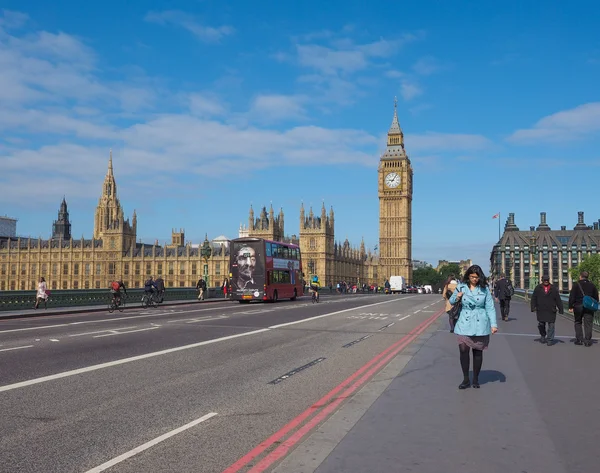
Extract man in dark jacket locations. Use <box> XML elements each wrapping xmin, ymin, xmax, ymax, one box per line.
<box><xmin>155</xmin><ymin>276</ymin><xmax>165</xmax><ymax>303</ymax></box>
<box><xmin>494</xmin><ymin>273</ymin><xmax>514</xmax><ymax>321</ymax></box>
<box><xmin>568</xmin><ymin>271</ymin><xmax>599</xmax><ymax>346</ymax></box>
<box><xmin>531</xmin><ymin>275</ymin><xmax>563</xmax><ymax>346</ymax></box>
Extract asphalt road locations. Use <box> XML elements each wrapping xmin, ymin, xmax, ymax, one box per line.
<box><xmin>0</xmin><ymin>293</ymin><xmax>444</xmax><ymax>473</ymax></box>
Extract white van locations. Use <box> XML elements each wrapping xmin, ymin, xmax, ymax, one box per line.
<box><xmin>389</xmin><ymin>276</ymin><xmax>406</xmax><ymax>294</ymax></box>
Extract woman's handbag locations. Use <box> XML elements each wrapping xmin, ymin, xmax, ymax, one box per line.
<box><xmin>447</xmin><ymin>296</ymin><xmax>463</xmax><ymax>323</ymax></box>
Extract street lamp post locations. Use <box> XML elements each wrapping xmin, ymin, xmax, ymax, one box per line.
<box><xmin>308</xmin><ymin>260</ymin><xmax>314</xmax><ymax>289</ymax></box>
<box><xmin>200</xmin><ymin>234</ymin><xmax>212</xmax><ymax>293</ymax></box>
<box><xmin>527</xmin><ymin>233</ymin><xmax>538</xmax><ymax>300</ymax></box>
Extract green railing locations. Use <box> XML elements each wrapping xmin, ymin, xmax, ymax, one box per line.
<box><xmin>514</xmin><ymin>289</ymin><xmax>600</xmax><ymax>331</ymax></box>
<box><xmin>0</xmin><ymin>287</ymin><xmax>225</xmax><ymax>312</ymax></box>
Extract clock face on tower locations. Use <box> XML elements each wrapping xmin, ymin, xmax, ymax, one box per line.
<box><xmin>384</xmin><ymin>172</ymin><xmax>400</xmax><ymax>189</ymax></box>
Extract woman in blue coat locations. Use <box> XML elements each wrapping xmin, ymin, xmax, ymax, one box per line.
<box><xmin>450</xmin><ymin>265</ymin><xmax>498</xmax><ymax>389</ymax></box>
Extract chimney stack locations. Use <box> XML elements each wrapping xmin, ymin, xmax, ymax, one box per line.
<box><xmin>574</xmin><ymin>211</ymin><xmax>588</xmax><ymax>230</ymax></box>
<box><xmin>537</xmin><ymin>211</ymin><xmax>550</xmax><ymax>231</ymax></box>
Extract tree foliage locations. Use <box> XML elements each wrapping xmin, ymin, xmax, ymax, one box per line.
<box><xmin>569</xmin><ymin>254</ymin><xmax>600</xmax><ymax>287</ymax></box>
<box><xmin>413</xmin><ymin>267</ymin><xmax>443</xmax><ymax>286</ymax></box>
<box><xmin>438</xmin><ymin>263</ymin><xmax>463</xmax><ymax>283</ymax></box>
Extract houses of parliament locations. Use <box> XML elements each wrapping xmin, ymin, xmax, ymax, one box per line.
<box><xmin>0</xmin><ymin>102</ymin><xmax>414</xmax><ymax>291</ymax></box>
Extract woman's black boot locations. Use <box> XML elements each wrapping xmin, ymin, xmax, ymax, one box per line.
<box><xmin>458</xmin><ymin>379</ymin><xmax>471</xmax><ymax>390</ymax></box>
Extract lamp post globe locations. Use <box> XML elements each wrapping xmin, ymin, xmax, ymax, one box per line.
<box><xmin>200</xmin><ymin>235</ymin><xmax>212</xmax><ymax>289</ymax></box>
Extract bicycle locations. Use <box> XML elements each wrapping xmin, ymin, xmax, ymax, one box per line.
<box><xmin>311</xmin><ymin>290</ymin><xmax>319</xmax><ymax>304</ymax></box>
<box><xmin>108</xmin><ymin>294</ymin><xmax>126</xmax><ymax>313</ymax></box>
<box><xmin>141</xmin><ymin>291</ymin><xmax>159</xmax><ymax>308</ymax></box>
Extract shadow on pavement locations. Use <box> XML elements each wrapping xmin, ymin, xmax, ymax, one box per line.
<box><xmin>477</xmin><ymin>369</ymin><xmax>506</xmax><ymax>385</ymax></box>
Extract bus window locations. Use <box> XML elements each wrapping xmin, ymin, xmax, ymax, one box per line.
<box><xmin>282</xmin><ymin>246</ymin><xmax>289</xmax><ymax>259</ymax></box>
<box><xmin>266</xmin><ymin>242</ymin><xmax>272</xmax><ymax>257</ymax></box>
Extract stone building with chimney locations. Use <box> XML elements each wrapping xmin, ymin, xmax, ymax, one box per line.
<box><xmin>490</xmin><ymin>211</ymin><xmax>600</xmax><ymax>292</ymax></box>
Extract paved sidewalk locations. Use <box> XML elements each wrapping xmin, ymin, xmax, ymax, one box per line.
<box><xmin>284</xmin><ymin>298</ymin><xmax>600</xmax><ymax>473</ymax></box>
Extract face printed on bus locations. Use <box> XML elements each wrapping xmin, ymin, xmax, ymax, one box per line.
<box><xmin>236</xmin><ymin>246</ymin><xmax>256</xmax><ymax>282</ymax></box>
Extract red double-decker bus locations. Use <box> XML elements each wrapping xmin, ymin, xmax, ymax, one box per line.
<box><xmin>229</xmin><ymin>237</ymin><xmax>304</xmax><ymax>303</ymax></box>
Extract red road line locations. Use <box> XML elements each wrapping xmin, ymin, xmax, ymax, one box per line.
<box><xmin>223</xmin><ymin>307</ymin><xmax>444</xmax><ymax>473</ymax></box>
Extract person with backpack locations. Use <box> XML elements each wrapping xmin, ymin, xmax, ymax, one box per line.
<box><xmin>568</xmin><ymin>271</ymin><xmax>599</xmax><ymax>347</ymax></box>
<box><xmin>493</xmin><ymin>273</ymin><xmax>514</xmax><ymax>321</ymax></box>
<box><xmin>110</xmin><ymin>278</ymin><xmax>127</xmax><ymax>308</ymax></box>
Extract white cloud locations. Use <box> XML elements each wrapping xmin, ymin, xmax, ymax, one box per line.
<box><xmin>412</xmin><ymin>56</ymin><xmax>441</xmax><ymax>75</ymax></box>
<box><xmin>145</xmin><ymin>10</ymin><xmax>234</xmax><ymax>43</ymax></box>
<box><xmin>508</xmin><ymin>102</ymin><xmax>600</xmax><ymax>143</ymax></box>
<box><xmin>250</xmin><ymin>94</ymin><xmax>306</xmax><ymax>121</ymax></box>
<box><xmin>189</xmin><ymin>93</ymin><xmax>226</xmax><ymax>117</ymax></box>
<box><xmin>400</xmin><ymin>80</ymin><xmax>423</xmax><ymax>100</ymax></box>
<box><xmin>0</xmin><ymin>9</ymin><xmax>29</xmax><ymax>29</ymax></box>
<box><xmin>385</xmin><ymin>70</ymin><xmax>404</xmax><ymax>79</ymax></box>
<box><xmin>296</xmin><ymin>44</ymin><xmax>369</xmax><ymax>75</ymax></box>
<box><xmin>296</xmin><ymin>35</ymin><xmax>416</xmax><ymax>76</ymax></box>
<box><xmin>0</xmin><ymin>108</ymin><xmax>115</xmax><ymax>139</ymax></box>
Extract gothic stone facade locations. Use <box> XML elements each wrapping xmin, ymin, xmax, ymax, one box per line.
<box><xmin>490</xmin><ymin>211</ymin><xmax>600</xmax><ymax>292</ymax></box>
<box><xmin>244</xmin><ymin>203</ymin><xmax>379</xmax><ymax>288</ymax></box>
<box><xmin>0</xmin><ymin>153</ymin><xmax>229</xmax><ymax>292</ymax></box>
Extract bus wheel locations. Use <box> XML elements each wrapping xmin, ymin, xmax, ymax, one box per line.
<box><xmin>291</xmin><ymin>289</ymin><xmax>297</xmax><ymax>301</ymax></box>
<box><xmin>272</xmin><ymin>290</ymin><xmax>278</xmax><ymax>303</ymax></box>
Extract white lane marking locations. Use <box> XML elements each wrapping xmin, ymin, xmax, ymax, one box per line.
<box><xmin>414</xmin><ymin>310</ymin><xmax>421</xmax><ymax>313</ymax></box>
<box><xmin>69</xmin><ymin>327</ymin><xmax>138</xmax><ymax>337</ymax></box>
<box><xmin>269</xmin><ymin>297</ymin><xmax>416</xmax><ymax>329</ymax></box>
<box><xmin>0</xmin><ymin>345</ymin><xmax>34</xmax><ymax>353</ymax></box>
<box><xmin>0</xmin><ymin>305</ymin><xmax>243</xmax><ymax>334</ymax></box>
<box><xmin>184</xmin><ymin>316</ymin><xmax>229</xmax><ymax>324</ymax></box>
<box><xmin>397</xmin><ymin>314</ymin><xmax>412</xmax><ymax>321</ymax></box>
<box><xmin>0</xmin><ymin>297</ymin><xmax>400</xmax><ymax>335</ymax></box>
<box><xmin>0</xmin><ymin>297</ymin><xmax>425</xmax><ymax>393</ymax></box>
<box><xmin>83</xmin><ymin>412</ymin><xmax>218</xmax><ymax>473</ymax></box>
<box><xmin>93</xmin><ymin>327</ymin><xmax>160</xmax><ymax>338</ymax></box>
<box><xmin>49</xmin><ymin>339</ymin><xmax>59</xmax><ymax>342</ymax></box>
<box><xmin>0</xmin><ymin>328</ymin><xmax>270</xmax><ymax>393</ymax></box>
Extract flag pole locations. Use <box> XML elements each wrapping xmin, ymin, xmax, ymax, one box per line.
<box><xmin>498</xmin><ymin>212</ymin><xmax>501</xmax><ymax>241</ymax></box>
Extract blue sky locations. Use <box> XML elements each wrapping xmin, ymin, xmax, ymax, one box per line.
<box><xmin>1</xmin><ymin>1</ymin><xmax>599</xmax><ymax>271</ymax></box>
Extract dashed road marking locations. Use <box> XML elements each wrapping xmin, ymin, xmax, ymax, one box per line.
<box><xmin>0</xmin><ymin>345</ymin><xmax>34</xmax><ymax>353</ymax></box>
<box><xmin>84</xmin><ymin>412</ymin><xmax>218</xmax><ymax>473</ymax></box>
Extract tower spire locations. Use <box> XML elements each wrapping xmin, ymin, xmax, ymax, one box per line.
<box><xmin>108</xmin><ymin>149</ymin><xmax>113</xmax><ymax>173</ymax></box>
<box><xmin>386</xmin><ymin>97</ymin><xmax>404</xmax><ymax>148</ymax></box>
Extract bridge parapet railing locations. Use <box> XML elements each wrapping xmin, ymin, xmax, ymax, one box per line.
<box><xmin>513</xmin><ymin>288</ymin><xmax>600</xmax><ymax>331</ymax></box>
<box><xmin>0</xmin><ymin>287</ymin><xmax>224</xmax><ymax>312</ymax></box>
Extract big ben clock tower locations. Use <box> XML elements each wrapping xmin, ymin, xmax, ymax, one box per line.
<box><xmin>378</xmin><ymin>98</ymin><xmax>413</xmax><ymax>283</ymax></box>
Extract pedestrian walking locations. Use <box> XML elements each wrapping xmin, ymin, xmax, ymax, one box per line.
<box><xmin>450</xmin><ymin>265</ymin><xmax>498</xmax><ymax>390</ymax></box>
<box><xmin>568</xmin><ymin>271</ymin><xmax>599</xmax><ymax>347</ymax></box>
<box><xmin>196</xmin><ymin>278</ymin><xmax>206</xmax><ymax>301</ymax></box>
<box><xmin>442</xmin><ymin>274</ymin><xmax>458</xmax><ymax>333</ymax></box>
<box><xmin>34</xmin><ymin>277</ymin><xmax>48</xmax><ymax>309</ymax></box>
<box><xmin>493</xmin><ymin>273</ymin><xmax>514</xmax><ymax>321</ymax></box>
<box><xmin>222</xmin><ymin>278</ymin><xmax>229</xmax><ymax>299</ymax></box>
<box><xmin>530</xmin><ymin>275</ymin><xmax>563</xmax><ymax>346</ymax></box>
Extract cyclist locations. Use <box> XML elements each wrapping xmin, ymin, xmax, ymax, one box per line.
<box><xmin>310</xmin><ymin>275</ymin><xmax>321</xmax><ymax>302</ymax></box>
<box><xmin>110</xmin><ymin>278</ymin><xmax>127</xmax><ymax>307</ymax></box>
<box><xmin>143</xmin><ymin>276</ymin><xmax>158</xmax><ymax>305</ymax></box>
